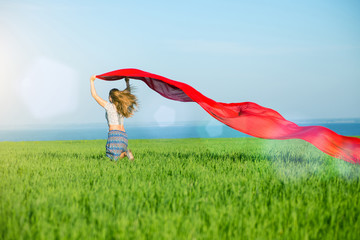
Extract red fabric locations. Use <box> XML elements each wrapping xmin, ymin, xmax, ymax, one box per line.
<box><xmin>96</xmin><ymin>68</ymin><xmax>360</xmax><ymax>163</ymax></box>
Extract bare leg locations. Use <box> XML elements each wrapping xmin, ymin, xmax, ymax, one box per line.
<box><xmin>127</xmin><ymin>149</ymin><xmax>134</xmax><ymax>160</ymax></box>
<box><xmin>119</xmin><ymin>152</ymin><xmax>126</xmax><ymax>159</ymax></box>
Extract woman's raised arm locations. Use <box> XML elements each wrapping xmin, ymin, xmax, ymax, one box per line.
<box><xmin>90</xmin><ymin>75</ymin><xmax>107</xmax><ymax>107</ymax></box>
<box><xmin>125</xmin><ymin>77</ymin><xmax>131</xmax><ymax>92</ymax></box>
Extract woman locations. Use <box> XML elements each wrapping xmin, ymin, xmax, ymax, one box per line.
<box><xmin>90</xmin><ymin>75</ymin><xmax>138</xmax><ymax>161</ymax></box>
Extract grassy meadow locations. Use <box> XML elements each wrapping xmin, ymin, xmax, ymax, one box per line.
<box><xmin>0</xmin><ymin>137</ymin><xmax>360</xmax><ymax>239</ymax></box>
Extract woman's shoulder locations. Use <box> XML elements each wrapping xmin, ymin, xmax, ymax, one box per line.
<box><xmin>104</xmin><ymin>101</ymin><xmax>115</xmax><ymax>110</ymax></box>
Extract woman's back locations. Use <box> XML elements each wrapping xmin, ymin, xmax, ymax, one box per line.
<box><xmin>104</xmin><ymin>102</ymin><xmax>124</xmax><ymax>126</ymax></box>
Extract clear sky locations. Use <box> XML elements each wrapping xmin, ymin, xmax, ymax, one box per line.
<box><xmin>1</xmin><ymin>0</ymin><xmax>359</xmax><ymax>129</ymax></box>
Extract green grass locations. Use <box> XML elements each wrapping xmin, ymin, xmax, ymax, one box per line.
<box><xmin>1</xmin><ymin>138</ymin><xmax>360</xmax><ymax>239</ymax></box>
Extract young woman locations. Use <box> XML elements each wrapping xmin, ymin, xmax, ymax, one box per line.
<box><xmin>90</xmin><ymin>75</ymin><xmax>138</xmax><ymax>161</ymax></box>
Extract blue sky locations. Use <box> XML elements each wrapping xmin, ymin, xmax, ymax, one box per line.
<box><xmin>1</xmin><ymin>0</ymin><xmax>359</xmax><ymax>128</ymax></box>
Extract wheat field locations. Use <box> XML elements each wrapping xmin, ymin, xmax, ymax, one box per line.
<box><xmin>1</xmin><ymin>138</ymin><xmax>359</xmax><ymax>239</ymax></box>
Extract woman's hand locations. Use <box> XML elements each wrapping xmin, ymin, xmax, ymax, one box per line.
<box><xmin>90</xmin><ymin>75</ymin><xmax>96</xmax><ymax>81</ymax></box>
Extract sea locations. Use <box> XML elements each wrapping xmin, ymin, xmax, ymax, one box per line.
<box><xmin>0</xmin><ymin>119</ymin><xmax>359</xmax><ymax>142</ymax></box>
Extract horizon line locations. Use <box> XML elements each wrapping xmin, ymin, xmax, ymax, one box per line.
<box><xmin>1</xmin><ymin>117</ymin><xmax>360</xmax><ymax>131</ymax></box>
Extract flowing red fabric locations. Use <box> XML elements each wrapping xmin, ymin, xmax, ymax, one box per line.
<box><xmin>96</xmin><ymin>68</ymin><xmax>360</xmax><ymax>164</ymax></box>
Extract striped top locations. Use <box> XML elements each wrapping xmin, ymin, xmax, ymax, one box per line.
<box><xmin>104</xmin><ymin>102</ymin><xmax>124</xmax><ymax>126</ymax></box>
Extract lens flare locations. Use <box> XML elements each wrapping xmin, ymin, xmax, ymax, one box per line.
<box><xmin>20</xmin><ymin>56</ymin><xmax>78</xmax><ymax>120</ymax></box>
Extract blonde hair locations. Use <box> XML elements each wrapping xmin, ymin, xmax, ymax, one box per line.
<box><xmin>109</xmin><ymin>88</ymin><xmax>138</xmax><ymax>118</ymax></box>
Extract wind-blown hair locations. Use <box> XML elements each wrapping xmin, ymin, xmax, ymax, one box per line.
<box><xmin>109</xmin><ymin>88</ymin><xmax>138</xmax><ymax>118</ymax></box>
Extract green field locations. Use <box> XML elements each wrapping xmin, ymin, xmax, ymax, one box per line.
<box><xmin>1</xmin><ymin>138</ymin><xmax>359</xmax><ymax>239</ymax></box>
